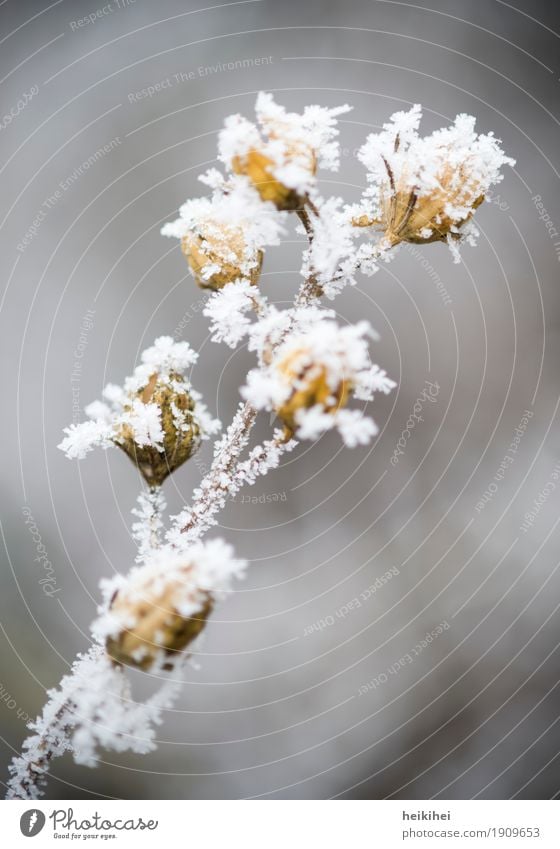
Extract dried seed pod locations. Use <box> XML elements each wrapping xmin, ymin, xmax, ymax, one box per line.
<box><xmin>353</xmin><ymin>173</ymin><xmax>484</xmax><ymax>248</ymax></box>
<box><xmin>181</xmin><ymin>225</ymin><xmax>263</xmax><ymax>290</ymax></box>
<box><xmin>96</xmin><ymin>540</ymin><xmax>246</xmax><ymax>672</ymax></box>
<box><xmin>354</xmin><ymin>105</ymin><xmax>514</xmax><ymax>253</ymax></box>
<box><xmin>217</xmin><ymin>93</ymin><xmax>350</xmax><ymax>212</ymax></box>
<box><xmin>232</xmin><ymin>141</ymin><xmax>316</xmax><ymax>211</ymax></box>
<box><xmin>58</xmin><ymin>336</ymin><xmax>220</xmax><ymax>469</ymax></box>
<box><xmin>106</xmin><ymin>565</ymin><xmax>213</xmax><ymax>671</ymax></box>
<box><xmin>116</xmin><ymin>372</ymin><xmax>200</xmax><ymax>486</ymax></box>
<box><xmin>242</xmin><ymin>319</ymin><xmax>396</xmax><ymax>446</ymax></box>
<box><xmin>275</xmin><ymin>348</ymin><xmax>351</xmax><ymax>438</ymax></box>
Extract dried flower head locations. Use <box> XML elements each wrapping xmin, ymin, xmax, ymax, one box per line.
<box><xmin>58</xmin><ymin>337</ymin><xmax>221</xmax><ymax>484</ymax></box>
<box><xmin>94</xmin><ymin>540</ymin><xmax>246</xmax><ymax>670</ymax></box>
<box><xmin>353</xmin><ymin>105</ymin><xmax>515</xmax><ymax>257</ymax></box>
<box><xmin>241</xmin><ymin>316</ymin><xmax>396</xmax><ymax>445</ymax></box>
<box><xmin>218</xmin><ymin>92</ymin><xmax>351</xmax><ymax>210</ymax></box>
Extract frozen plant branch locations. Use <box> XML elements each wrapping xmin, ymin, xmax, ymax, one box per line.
<box><xmin>131</xmin><ymin>487</ymin><xmax>166</xmax><ymax>563</ymax></box>
<box><xmin>170</xmin><ymin>400</ymin><xmax>258</xmax><ymax>545</ymax></box>
<box><xmin>7</xmin><ymin>94</ymin><xmax>514</xmax><ymax>799</ymax></box>
<box><xmin>7</xmin><ymin>646</ymin><xmax>182</xmax><ymax>799</ymax></box>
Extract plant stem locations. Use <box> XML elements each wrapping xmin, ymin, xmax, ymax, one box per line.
<box><xmin>179</xmin><ymin>401</ymin><xmax>258</xmax><ymax>539</ymax></box>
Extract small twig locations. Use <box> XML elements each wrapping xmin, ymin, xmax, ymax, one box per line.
<box><xmin>6</xmin><ymin>683</ymin><xmax>81</xmax><ymax>800</ymax></box>
<box><xmin>179</xmin><ymin>401</ymin><xmax>258</xmax><ymax>539</ymax></box>
<box><xmin>295</xmin><ymin>203</ymin><xmax>324</xmax><ymax>304</ymax></box>
<box><xmin>132</xmin><ymin>486</ymin><xmax>166</xmax><ymax>561</ymax></box>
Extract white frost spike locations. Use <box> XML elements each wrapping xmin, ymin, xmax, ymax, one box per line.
<box><xmin>161</xmin><ymin>176</ymin><xmax>285</xmax><ymax>251</ymax></box>
<box><xmin>203</xmin><ymin>279</ymin><xmax>258</xmax><ymax>348</ymax></box>
<box><xmin>57</xmin><ymin>419</ymin><xmax>113</xmax><ymax>460</ymax></box>
<box><xmin>302</xmin><ymin>197</ymin><xmax>360</xmax><ymax>298</ymax></box>
<box><xmin>254</xmin><ymin>92</ymin><xmax>352</xmax><ymax>172</ymax></box>
<box><xmin>131</xmin><ymin>487</ymin><xmax>167</xmax><ymax>563</ymax></box>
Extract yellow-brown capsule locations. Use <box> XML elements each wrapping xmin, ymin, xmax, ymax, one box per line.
<box><xmin>232</xmin><ymin>140</ymin><xmax>316</xmax><ymax>211</ymax></box>
<box><xmin>353</xmin><ymin>160</ymin><xmax>485</xmax><ymax>247</ymax></box>
<box><xmin>275</xmin><ymin>348</ymin><xmax>351</xmax><ymax>438</ymax></box>
<box><xmin>181</xmin><ymin>224</ymin><xmax>263</xmax><ymax>290</ymax></box>
<box><xmin>106</xmin><ymin>568</ymin><xmax>212</xmax><ymax>671</ymax></box>
<box><xmin>117</xmin><ymin>372</ymin><xmax>200</xmax><ymax>486</ymax></box>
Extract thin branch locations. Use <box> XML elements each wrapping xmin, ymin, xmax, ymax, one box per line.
<box><xmin>7</xmin><ymin>700</ymin><xmax>75</xmax><ymax>800</ymax></box>
<box><xmin>131</xmin><ymin>486</ymin><xmax>166</xmax><ymax>562</ymax></box>
<box><xmin>295</xmin><ymin>204</ymin><xmax>324</xmax><ymax>303</ymax></box>
<box><xmin>178</xmin><ymin>401</ymin><xmax>258</xmax><ymax>540</ymax></box>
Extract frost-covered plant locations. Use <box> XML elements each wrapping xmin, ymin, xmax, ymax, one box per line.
<box><xmin>242</xmin><ymin>318</ymin><xmax>396</xmax><ymax>444</ymax></box>
<box><xmin>97</xmin><ymin>539</ymin><xmax>246</xmax><ymax>671</ymax></box>
<box><xmin>352</xmin><ymin>104</ymin><xmax>515</xmax><ymax>259</ymax></box>
<box><xmin>58</xmin><ymin>336</ymin><xmax>220</xmax><ymax>485</ymax></box>
<box><xmin>7</xmin><ymin>94</ymin><xmax>513</xmax><ymax>799</ymax></box>
<box><xmin>219</xmin><ymin>91</ymin><xmax>350</xmax><ymax>209</ymax></box>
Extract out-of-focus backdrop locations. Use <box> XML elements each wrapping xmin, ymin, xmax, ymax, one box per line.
<box><xmin>1</xmin><ymin>0</ymin><xmax>560</xmax><ymax>800</ymax></box>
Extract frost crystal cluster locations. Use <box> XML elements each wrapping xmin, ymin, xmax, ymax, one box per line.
<box><xmin>7</xmin><ymin>93</ymin><xmax>514</xmax><ymax>799</ymax></box>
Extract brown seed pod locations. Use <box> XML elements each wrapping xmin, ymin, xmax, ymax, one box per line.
<box><xmin>275</xmin><ymin>349</ymin><xmax>351</xmax><ymax>438</ymax></box>
<box><xmin>182</xmin><ymin>226</ymin><xmax>263</xmax><ymax>291</ymax></box>
<box><xmin>353</xmin><ymin>158</ymin><xmax>485</xmax><ymax>247</ymax></box>
<box><xmin>116</xmin><ymin>372</ymin><xmax>200</xmax><ymax>486</ymax></box>
<box><xmin>106</xmin><ymin>567</ymin><xmax>213</xmax><ymax>671</ymax></box>
<box><xmin>232</xmin><ymin>141</ymin><xmax>316</xmax><ymax>211</ymax></box>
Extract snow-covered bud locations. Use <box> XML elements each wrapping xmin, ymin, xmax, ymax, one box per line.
<box><xmin>181</xmin><ymin>223</ymin><xmax>263</xmax><ymax>290</ymax></box>
<box><xmin>242</xmin><ymin>315</ymin><xmax>396</xmax><ymax>446</ymax></box>
<box><xmin>94</xmin><ymin>540</ymin><xmax>247</xmax><ymax>671</ymax></box>
<box><xmin>354</xmin><ymin>105</ymin><xmax>514</xmax><ymax>257</ymax></box>
<box><xmin>219</xmin><ymin>92</ymin><xmax>351</xmax><ymax>210</ymax></box>
<box><xmin>58</xmin><ymin>337</ymin><xmax>221</xmax><ymax>481</ymax></box>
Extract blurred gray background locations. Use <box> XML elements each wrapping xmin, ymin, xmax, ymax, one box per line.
<box><xmin>1</xmin><ymin>0</ymin><xmax>560</xmax><ymax>800</ymax></box>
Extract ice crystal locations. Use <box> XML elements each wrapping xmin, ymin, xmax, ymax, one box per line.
<box><xmin>6</xmin><ymin>646</ymin><xmax>182</xmax><ymax>797</ymax></box>
<box><xmin>203</xmin><ymin>278</ymin><xmax>257</xmax><ymax>347</ymax></box>
<box><xmin>302</xmin><ymin>197</ymin><xmax>360</xmax><ymax>298</ymax></box>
